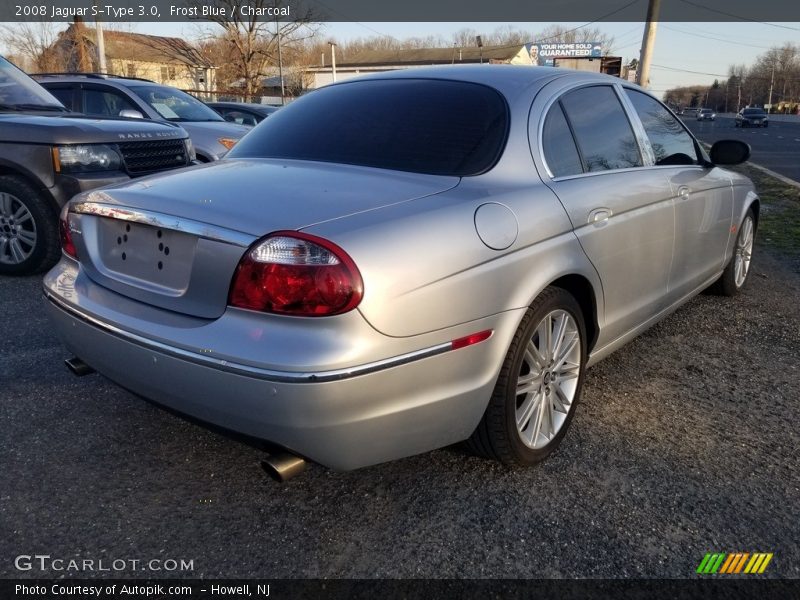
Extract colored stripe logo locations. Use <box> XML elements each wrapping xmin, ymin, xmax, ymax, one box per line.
<box><xmin>697</xmin><ymin>552</ymin><xmax>773</xmax><ymax>574</ymax></box>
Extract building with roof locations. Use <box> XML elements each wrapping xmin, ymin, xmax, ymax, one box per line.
<box><xmin>42</xmin><ymin>24</ymin><xmax>216</xmax><ymax>93</ymax></box>
<box><xmin>305</xmin><ymin>44</ymin><xmax>534</xmax><ymax>89</ymax></box>
<box><xmin>303</xmin><ymin>44</ymin><xmax>624</xmax><ymax>90</ymax></box>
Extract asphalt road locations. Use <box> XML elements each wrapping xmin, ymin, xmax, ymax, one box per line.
<box><xmin>2</xmin><ymin>248</ymin><xmax>799</xmax><ymax>579</ymax></box>
<box><xmin>682</xmin><ymin>114</ymin><xmax>800</xmax><ymax>182</ymax></box>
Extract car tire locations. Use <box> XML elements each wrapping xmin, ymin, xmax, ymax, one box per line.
<box><xmin>467</xmin><ymin>286</ymin><xmax>587</xmax><ymax>465</ymax></box>
<box><xmin>0</xmin><ymin>175</ymin><xmax>60</xmax><ymax>276</ymax></box>
<box><xmin>708</xmin><ymin>208</ymin><xmax>756</xmax><ymax>297</ymax></box>
<box><xmin>764</xmin><ymin>123</ymin><xmax>768</xmax><ymax>128</ymax></box>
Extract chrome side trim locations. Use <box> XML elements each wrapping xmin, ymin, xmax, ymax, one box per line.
<box><xmin>45</xmin><ymin>291</ymin><xmax>453</xmax><ymax>383</ymax></box>
<box><xmin>71</xmin><ymin>201</ymin><xmax>255</xmax><ymax>247</ymax></box>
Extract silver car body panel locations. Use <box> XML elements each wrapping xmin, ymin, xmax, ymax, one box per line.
<box><xmin>44</xmin><ymin>66</ymin><xmax>759</xmax><ymax>469</ymax></box>
<box><xmin>44</xmin><ymin>260</ymin><xmax>523</xmax><ymax>470</ymax></box>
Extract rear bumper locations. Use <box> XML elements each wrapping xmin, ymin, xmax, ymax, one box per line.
<box><xmin>43</xmin><ymin>260</ymin><xmax>521</xmax><ymax>470</ymax></box>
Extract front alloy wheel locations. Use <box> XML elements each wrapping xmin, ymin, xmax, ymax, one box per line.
<box><xmin>709</xmin><ymin>208</ymin><xmax>756</xmax><ymax>297</ymax></box>
<box><xmin>0</xmin><ymin>175</ymin><xmax>60</xmax><ymax>275</ymax></box>
<box><xmin>0</xmin><ymin>191</ymin><xmax>37</xmax><ymax>267</ymax></box>
<box><xmin>734</xmin><ymin>213</ymin><xmax>754</xmax><ymax>288</ymax></box>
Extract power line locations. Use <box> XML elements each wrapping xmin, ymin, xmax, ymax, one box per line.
<box><xmin>676</xmin><ymin>0</ymin><xmax>800</xmax><ymax>31</ymax></box>
<box><xmin>652</xmin><ymin>64</ymin><xmax>800</xmax><ymax>82</ymax></box>
<box><xmin>661</xmin><ymin>25</ymin><xmax>773</xmax><ymax>49</ymax></box>
<box><xmin>667</xmin><ymin>21</ymin><xmax>792</xmax><ymax>43</ymax></box>
<box><xmin>653</xmin><ymin>64</ymin><xmax>727</xmax><ymax>77</ymax></box>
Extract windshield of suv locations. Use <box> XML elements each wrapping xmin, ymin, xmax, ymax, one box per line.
<box><xmin>128</xmin><ymin>84</ymin><xmax>223</xmax><ymax>122</ymax></box>
<box><xmin>743</xmin><ymin>108</ymin><xmax>766</xmax><ymax>116</ymax></box>
<box><xmin>0</xmin><ymin>57</ymin><xmax>66</xmax><ymax>110</ymax></box>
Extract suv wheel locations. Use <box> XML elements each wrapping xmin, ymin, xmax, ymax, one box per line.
<box><xmin>0</xmin><ymin>176</ymin><xmax>60</xmax><ymax>275</ymax></box>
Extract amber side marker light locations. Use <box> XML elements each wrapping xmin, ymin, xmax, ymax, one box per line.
<box><xmin>218</xmin><ymin>137</ymin><xmax>238</xmax><ymax>151</ymax></box>
<box><xmin>52</xmin><ymin>147</ymin><xmax>61</xmax><ymax>173</ymax></box>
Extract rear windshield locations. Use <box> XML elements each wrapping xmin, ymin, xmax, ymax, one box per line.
<box><xmin>228</xmin><ymin>79</ymin><xmax>509</xmax><ymax>177</ymax></box>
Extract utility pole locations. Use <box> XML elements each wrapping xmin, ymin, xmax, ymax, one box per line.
<box><xmin>93</xmin><ymin>2</ymin><xmax>106</xmax><ymax>72</ymax></box>
<box><xmin>767</xmin><ymin>62</ymin><xmax>775</xmax><ymax>113</ymax></box>
<box><xmin>636</xmin><ymin>0</ymin><xmax>661</xmax><ymax>88</ymax></box>
<box><xmin>275</xmin><ymin>17</ymin><xmax>285</xmax><ymax>105</ymax></box>
<box><xmin>94</xmin><ymin>21</ymin><xmax>106</xmax><ymax>73</ymax></box>
<box><xmin>328</xmin><ymin>42</ymin><xmax>337</xmax><ymax>83</ymax></box>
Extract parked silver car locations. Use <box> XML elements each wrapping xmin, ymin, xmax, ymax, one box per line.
<box><xmin>36</xmin><ymin>74</ymin><xmax>250</xmax><ymax>161</ymax></box>
<box><xmin>44</xmin><ymin>66</ymin><xmax>758</xmax><ymax>474</ymax></box>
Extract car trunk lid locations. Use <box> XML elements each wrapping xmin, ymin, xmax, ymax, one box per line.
<box><xmin>69</xmin><ymin>159</ymin><xmax>458</xmax><ymax>318</ymax></box>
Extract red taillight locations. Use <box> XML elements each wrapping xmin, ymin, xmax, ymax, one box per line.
<box><xmin>59</xmin><ymin>207</ymin><xmax>77</xmax><ymax>259</ymax></box>
<box><xmin>228</xmin><ymin>231</ymin><xmax>363</xmax><ymax>316</ymax></box>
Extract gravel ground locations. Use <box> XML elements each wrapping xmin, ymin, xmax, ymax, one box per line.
<box><xmin>1</xmin><ymin>248</ymin><xmax>798</xmax><ymax>579</ymax></box>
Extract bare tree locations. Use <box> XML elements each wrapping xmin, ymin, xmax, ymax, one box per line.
<box><xmin>0</xmin><ymin>22</ymin><xmax>66</xmax><ymax>71</ymax></box>
<box><xmin>198</xmin><ymin>0</ymin><xmax>318</xmax><ymax>100</ymax></box>
<box><xmin>451</xmin><ymin>28</ymin><xmax>480</xmax><ymax>48</ymax></box>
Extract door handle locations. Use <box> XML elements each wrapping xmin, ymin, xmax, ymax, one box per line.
<box><xmin>588</xmin><ymin>208</ymin><xmax>612</xmax><ymax>225</ymax></box>
<box><xmin>678</xmin><ymin>186</ymin><xmax>691</xmax><ymax>201</ymax></box>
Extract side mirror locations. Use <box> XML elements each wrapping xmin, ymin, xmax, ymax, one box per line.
<box><xmin>119</xmin><ymin>109</ymin><xmax>144</xmax><ymax>119</ymax></box>
<box><xmin>710</xmin><ymin>139</ymin><xmax>750</xmax><ymax>165</ymax></box>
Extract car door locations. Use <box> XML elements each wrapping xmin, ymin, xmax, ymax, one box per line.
<box><xmin>623</xmin><ymin>88</ymin><xmax>733</xmax><ymax>300</ymax></box>
<box><xmin>44</xmin><ymin>84</ymin><xmax>77</xmax><ymax>111</ymax></box>
<box><xmin>532</xmin><ymin>83</ymin><xmax>676</xmax><ymax>349</ymax></box>
<box><xmin>79</xmin><ymin>84</ymin><xmax>142</xmax><ymax>118</ymax></box>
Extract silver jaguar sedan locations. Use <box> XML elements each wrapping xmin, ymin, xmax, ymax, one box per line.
<box><xmin>44</xmin><ymin>66</ymin><xmax>758</xmax><ymax>474</ymax></box>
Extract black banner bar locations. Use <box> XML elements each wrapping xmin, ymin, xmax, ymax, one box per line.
<box><xmin>4</xmin><ymin>0</ymin><xmax>800</xmax><ymax>23</ymax></box>
<box><xmin>3</xmin><ymin>579</ymin><xmax>800</xmax><ymax>600</ymax></box>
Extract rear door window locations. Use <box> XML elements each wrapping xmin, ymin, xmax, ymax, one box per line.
<box><xmin>559</xmin><ymin>85</ymin><xmax>642</xmax><ymax>172</ymax></box>
<box><xmin>81</xmin><ymin>86</ymin><xmax>139</xmax><ymax>117</ymax></box>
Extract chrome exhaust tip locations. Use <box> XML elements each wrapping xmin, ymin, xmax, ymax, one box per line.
<box><xmin>65</xmin><ymin>357</ymin><xmax>95</xmax><ymax>377</ymax></box>
<box><xmin>261</xmin><ymin>452</ymin><xmax>306</xmax><ymax>482</ymax></box>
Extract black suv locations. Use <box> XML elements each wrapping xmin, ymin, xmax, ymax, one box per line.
<box><xmin>0</xmin><ymin>57</ymin><xmax>194</xmax><ymax>275</ymax></box>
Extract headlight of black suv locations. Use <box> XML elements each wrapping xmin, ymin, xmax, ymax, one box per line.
<box><xmin>54</xmin><ymin>144</ymin><xmax>123</xmax><ymax>173</ymax></box>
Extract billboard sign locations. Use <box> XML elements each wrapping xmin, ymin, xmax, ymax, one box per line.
<box><xmin>526</xmin><ymin>42</ymin><xmax>603</xmax><ymax>66</ymax></box>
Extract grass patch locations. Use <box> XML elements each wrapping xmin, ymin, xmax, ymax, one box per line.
<box><xmin>727</xmin><ymin>163</ymin><xmax>800</xmax><ymax>258</ymax></box>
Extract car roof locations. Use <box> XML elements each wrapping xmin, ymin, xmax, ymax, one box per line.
<box><xmin>35</xmin><ymin>74</ymin><xmax>161</xmax><ymax>88</ymax></box>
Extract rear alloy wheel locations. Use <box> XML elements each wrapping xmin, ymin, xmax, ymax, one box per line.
<box><xmin>709</xmin><ymin>208</ymin><xmax>755</xmax><ymax>296</ymax></box>
<box><xmin>468</xmin><ymin>287</ymin><xmax>587</xmax><ymax>465</ymax></box>
<box><xmin>0</xmin><ymin>176</ymin><xmax>59</xmax><ymax>275</ymax></box>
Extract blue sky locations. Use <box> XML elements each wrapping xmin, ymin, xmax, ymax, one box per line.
<box><xmin>137</xmin><ymin>21</ymin><xmax>800</xmax><ymax>96</ymax></box>
<box><xmin>9</xmin><ymin>20</ymin><xmax>800</xmax><ymax>97</ymax></box>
